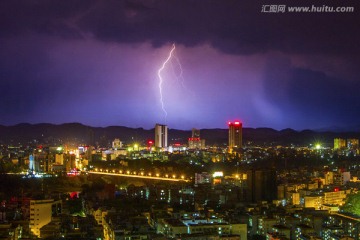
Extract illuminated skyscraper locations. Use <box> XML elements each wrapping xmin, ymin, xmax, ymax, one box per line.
<box><xmin>155</xmin><ymin>124</ymin><xmax>168</xmax><ymax>148</ymax></box>
<box><xmin>188</xmin><ymin>128</ymin><xmax>205</xmax><ymax>149</ymax></box>
<box><xmin>334</xmin><ymin>138</ymin><xmax>346</xmax><ymax>149</ymax></box>
<box><xmin>29</xmin><ymin>154</ymin><xmax>35</xmax><ymax>172</ymax></box>
<box><xmin>228</xmin><ymin>121</ymin><xmax>242</xmax><ymax>150</ymax></box>
<box><xmin>112</xmin><ymin>138</ymin><xmax>123</xmax><ymax>149</ymax></box>
<box><xmin>29</xmin><ymin>199</ymin><xmax>62</xmax><ymax>237</ymax></box>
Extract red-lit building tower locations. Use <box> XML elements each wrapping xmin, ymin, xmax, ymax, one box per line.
<box><xmin>188</xmin><ymin>128</ymin><xmax>205</xmax><ymax>149</ymax></box>
<box><xmin>228</xmin><ymin>121</ymin><xmax>242</xmax><ymax>151</ymax></box>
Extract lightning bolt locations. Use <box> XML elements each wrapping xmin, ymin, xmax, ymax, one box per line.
<box><xmin>158</xmin><ymin>43</ymin><xmax>176</xmax><ymax>121</ymax></box>
<box><xmin>170</xmin><ymin>49</ymin><xmax>195</xmax><ymax>96</ymax></box>
<box><xmin>171</xmin><ymin>55</ymin><xmax>186</xmax><ymax>89</ymax></box>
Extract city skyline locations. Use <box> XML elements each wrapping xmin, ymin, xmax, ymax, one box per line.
<box><xmin>1</xmin><ymin>1</ymin><xmax>359</xmax><ymax>130</ymax></box>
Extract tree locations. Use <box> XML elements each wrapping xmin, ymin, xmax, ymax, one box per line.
<box><xmin>341</xmin><ymin>193</ymin><xmax>360</xmax><ymax>216</ymax></box>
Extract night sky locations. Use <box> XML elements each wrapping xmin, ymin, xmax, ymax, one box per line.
<box><xmin>1</xmin><ymin>0</ymin><xmax>359</xmax><ymax>130</ymax></box>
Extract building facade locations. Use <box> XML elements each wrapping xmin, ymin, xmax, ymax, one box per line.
<box><xmin>228</xmin><ymin>121</ymin><xmax>242</xmax><ymax>151</ymax></box>
<box><xmin>155</xmin><ymin>124</ymin><xmax>168</xmax><ymax>149</ymax></box>
<box><xmin>29</xmin><ymin>199</ymin><xmax>62</xmax><ymax>237</ymax></box>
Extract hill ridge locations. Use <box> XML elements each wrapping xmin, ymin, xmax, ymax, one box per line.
<box><xmin>0</xmin><ymin>123</ymin><xmax>359</xmax><ymax>147</ymax></box>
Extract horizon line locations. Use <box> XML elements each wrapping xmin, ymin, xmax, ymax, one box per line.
<box><xmin>0</xmin><ymin>121</ymin><xmax>359</xmax><ymax>133</ymax></box>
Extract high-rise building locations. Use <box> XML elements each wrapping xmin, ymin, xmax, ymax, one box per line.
<box><xmin>334</xmin><ymin>138</ymin><xmax>346</xmax><ymax>150</ymax></box>
<box><xmin>188</xmin><ymin>138</ymin><xmax>205</xmax><ymax>149</ymax></box>
<box><xmin>29</xmin><ymin>154</ymin><xmax>35</xmax><ymax>172</ymax></box>
<box><xmin>228</xmin><ymin>121</ymin><xmax>242</xmax><ymax>150</ymax></box>
<box><xmin>188</xmin><ymin>128</ymin><xmax>205</xmax><ymax>149</ymax></box>
<box><xmin>246</xmin><ymin>169</ymin><xmax>277</xmax><ymax>203</ymax></box>
<box><xmin>155</xmin><ymin>124</ymin><xmax>168</xmax><ymax>148</ymax></box>
<box><xmin>29</xmin><ymin>199</ymin><xmax>62</xmax><ymax>237</ymax></box>
<box><xmin>55</xmin><ymin>153</ymin><xmax>63</xmax><ymax>165</ymax></box>
<box><xmin>112</xmin><ymin>138</ymin><xmax>122</xmax><ymax>149</ymax></box>
<box><xmin>192</xmin><ymin>128</ymin><xmax>200</xmax><ymax>138</ymax></box>
<box><xmin>65</xmin><ymin>154</ymin><xmax>76</xmax><ymax>172</ymax></box>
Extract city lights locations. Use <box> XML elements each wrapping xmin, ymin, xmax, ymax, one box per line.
<box><xmin>1</xmin><ymin>1</ymin><xmax>358</xmax><ymax>239</ymax></box>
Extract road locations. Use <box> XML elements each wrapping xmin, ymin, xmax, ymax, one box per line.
<box><xmin>88</xmin><ymin>170</ymin><xmax>190</xmax><ymax>182</ymax></box>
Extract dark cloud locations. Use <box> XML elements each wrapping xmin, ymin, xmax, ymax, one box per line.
<box><xmin>0</xmin><ymin>36</ymin><xmax>58</xmax><ymax>122</ymax></box>
<box><xmin>1</xmin><ymin>0</ymin><xmax>359</xmax><ymax>56</ymax></box>
<box><xmin>288</xmin><ymin>68</ymin><xmax>360</xmax><ymax>121</ymax></box>
<box><xmin>0</xmin><ymin>1</ymin><xmax>93</xmax><ymax>38</ymax></box>
<box><xmin>0</xmin><ymin>0</ymin><xmax>359</xmax><ymax>129</ymax></box>
<box><xmin>264</xmin><ymin>64</ymin><xmax>360</xmax><ymax>128</ymax></box>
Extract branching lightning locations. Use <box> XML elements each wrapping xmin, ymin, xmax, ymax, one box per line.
<box><xmin>171</xmin><ymin>49</ymin><xmax>195</xmax><ymax>97</ymax></box>
<box><xmin>171</xmin><ymin>54</ymin><xmax>186</xmax><ymax>89</ymax></box>
<box><xmin>157</xmin><ymin>43</ymin><xmax>193</xmax><ymax>122</ymax></box>
<box><xmin>158</xmin><ymin>43</ymin><xmax>176</xmax><ymax>121</ymax></box>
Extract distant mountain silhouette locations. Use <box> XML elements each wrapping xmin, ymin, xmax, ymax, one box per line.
<box><xmin>315</xmin><ymin>125</ymin><xmax>360</xmax><ymax>132</ymax></box>
<box><xmin>0</xmin><ymin>123</ymin><xmax>359</xmax><ymax>147</ymax></box>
